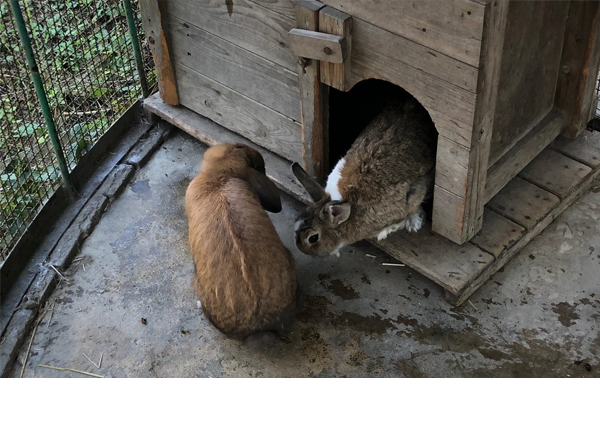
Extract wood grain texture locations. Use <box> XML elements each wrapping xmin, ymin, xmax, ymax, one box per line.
<box><xmin>321</xmin><ymin>0</ymin><xmax>485</xmax><ymax>67</ymax></box>
<box><xmin>485</xmin><ymin>110</ymin><xmax>565</xmax><ymax>203</ymax></box>
<box><xmin>487</xmin><ymin>177</ymin><xmax>559</xmax><ymax>231</ymax></box>
<box><xmin>346</xmin><ymin>16</ymin><xmax>478</xmax><ymax>148</ymax></box>
<box><xmin>489</xmin><ymin>0</ymin><xmax>569</xmax><ymax>164</ymax></box>
<box><xmin>174</xmin><ymin>63</ymin><xmax>303</xmax><ymax>163</ymax></box>
<box><xmin>372</xmin><ymin>224</ymin><xmax>494</xmax><ymax>296</ymax></box>
<box><xmin>432</xmin><ymin>0</ymin><xmax>508</xmax><ymax>244</ymax></box>
<box><xmin>288</xmin><ymin>29</ymin><xmax>347</xmax><ymax>63</ymax></box>
<box><xmin>144</xmin><ymin>93</ymin><xmax>311</xmax><ymax>204</ymax></box>
<box><xmin>319</xmin><ymin>6</ymin><xmax>352</xmax><ymax>91</ymax></box>
<box><xmin>164</xmin><ymin>0</ymin><xmax>297</xmax><ymax>71</ymax></box>
<box><xmin>470</xmin><ymin>209</ymin><xmax>525</xmax><ymax>258</ymax></box>
<box><xmin>140</xmin><ymin>0</ymin><xmax>178</xmax><ymax>105</ymax></box>
<box><xmin>435</xmin><ymin>137</ymin><xmax>471</xmax><ymax>199</ymax></box>
<box><xmin>295</xmin><ymin>0</ymin><xmax>328</xmax><ymax>183</ymax></box>
<box><xmin>555</xmin><ymin>1</ymin><xmax>600</xmax><ymax>138</ymax></box>
<box><xmin>165</xmin><ymin>13</ymin><xmax>300</xmax><ymax>121</ymax></box>
<box><xmin>551</xmin><ymin>134</ymin><xmax>600</xmax><ymax>168</ymax></box>
<box><xmin>519</xmin><ymin>149</ymin><xmax>592</xmax><ymax>199</ymax></box>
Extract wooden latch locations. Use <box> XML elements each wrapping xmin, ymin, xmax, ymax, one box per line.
<box><xmin>288</xmin><ymin>29</ymin><xmax>348</xmax><ymax>64</ymax></box>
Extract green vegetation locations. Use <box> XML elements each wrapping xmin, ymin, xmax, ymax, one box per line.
<box><xmin>0</xmin><ymin>0</ymin><xmax>155</xmax><ymax>259</ymax></box>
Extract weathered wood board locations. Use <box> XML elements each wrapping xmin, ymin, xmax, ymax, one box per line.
<box><xmin>489</xmin><ymin>1</ymin><xmax>569</xmax><ymax>165</ymax></box>
<box><xmin>174</xmin><ymin>64</ymin><xmax>303</xmax><ymax>163</ymax></box>
<box><xmin>165</xmin><ymin>13</ymin><xmax>301</xmax><ymax>121</ymax></box>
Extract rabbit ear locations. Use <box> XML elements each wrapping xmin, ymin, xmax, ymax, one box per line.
<box><xmin>322</xmin><ymin>201</ymin><xmax>351</xmax><ymax>227</ymax></box>
<box><xmin>291</xmin><ymin>162</ymin><xmax>327</xmax><ymax>202</ymax></box>
<box><xmin>246</xmin><ymin>168</ymin><xmax>282</xmax><ymax>213</ymax></box>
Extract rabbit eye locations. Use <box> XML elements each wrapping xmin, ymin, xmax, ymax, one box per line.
<box><xmin>309</xmin><ymin>234</ymin><xmax>319</xmax><ymax>244</ymax></box>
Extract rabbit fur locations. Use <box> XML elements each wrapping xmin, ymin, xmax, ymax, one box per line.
<box><xmin>293</xmin><ymin>98</ymin><xmax>438</xmax><ymax>256</ymax></box>
<box><xmin>185</xmin><ymin>143</ymin><xmax>297</xmax><ymax>338</ymax></box>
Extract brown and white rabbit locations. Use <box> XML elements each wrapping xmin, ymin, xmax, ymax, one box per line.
<box><xmin>292</xmin><ymin>98</ymin><xmax>438</xmax><ymax>257</ymax></box>
<box><xmin>185</xmin><ymin>143</ymin><xmax>297</xmax><ymax>338</ymax></box>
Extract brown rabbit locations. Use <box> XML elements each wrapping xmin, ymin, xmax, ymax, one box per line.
<box><xmin>292</xmin><ymin>98</ymin><xmax>438</xmax><ymax>256</ymax></box>
<box><xmin>185</xmin><ymin>143</ymin><xmax>297</xmax><ymax>339</ymax></box>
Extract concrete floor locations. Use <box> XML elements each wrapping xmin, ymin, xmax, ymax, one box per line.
<box><xmin>12</xmin><ymin>130</ymin><xmax>600</xmax><ymax>377</ymax></box>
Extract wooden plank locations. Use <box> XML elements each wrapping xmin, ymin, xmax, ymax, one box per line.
<box><xmin>470</xmin><ymin>209</ymin><xmax>525</xmax><ymax>258</ymax></box>
<box><xmin>165</xmin><ymin>13</ymin><xmax>300</xmax><ymax>121</ymax></box>
<box><xmin>487</xmin><ymin>177</ymin><xmax>559</xmax><ymax>231</ymax></box>
<box><xmin>174</xmin><ymin>63</ymin><xmax>303</xmax><ymax>163</ymax></box>
<box><xmin>555</xmin><ymin>1</ymin><xmax>600</xmax><ymax>138</ymax></box>
<box><xmin>346</xmin><ymin>17</ymin><xmax>478</xmax><ymax>147</ymax></box>
<box><xmin>435</xmin><ymin>137</ymin><xmax>471</xmax><ymax>199</ymax></box>
<box><xmin>288</xmin><ymin>29</ymin><xmax>347</xmax><ymax>63</ymax></box>
<box><xmin>519</xmin><ymin>149</ymin><xmax>592</xmax><ymax>199</ymax></box>
<box><xmin>489</xmin><ymin>1</ymin><xmax>570</xmax><ymax>164</ymax></box>
<box><xmin>484</xmin><ymin>110</ymin><xmax>565</xmax><ymax>203</ymax></box>
<box><xmin>432</xmin><ymin>0</ymin><xmax>509</xmax><ymax>244</ymax></box>
<box><xmin>552</xmin><ymin>134</ymin><xmax>600</xmax><ymax>168</ymax></box>
<box><xmin>164</xmin><ymin>0</ymin><xmax>298</xmax><ymax>71</ymax></box>
<box><xmin>140</xmin><ymin>0</ymin><xmax>178</xmax><ymax>105</ymax></box>
<box><xmin>295</xmin><ymin>0</ymin><xmax>328</xmax><ymax>183</ymax></box>
<box><xmin>449</xmin><ymin>147</ymin><xmax>600</xmax><ymax>306</ymax></box>
<box><xmin>321</xmin><ymin>0</ymin><xmax>485</xmax><ymax>68</ymax></box>
<box><xmin>247</xmin><ymin>0</ymin><xmax>298</xmax><ymax>18</ymax></box>
<box><xmin>319</xmin><ymin>7</ymin><xmax>352</xmax><ymax>91</ymax></box>
<box><xmin>144</xmin><ymin>94</ymin><xmax>311</xmax><ymax>204</ymax></box>
<box><xmin>372</xmin><ymin>224</ymin><xmax>494</xmax><ymax>296</ymax></box>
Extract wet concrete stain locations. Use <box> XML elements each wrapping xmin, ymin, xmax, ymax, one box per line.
<box><xmin>332</xmin><ymin>312</ymin><xmax>397</xmax><ymax>335</ymax></box>
<box><xmin>130</xmin><ymin>180</ymin><xmax>151</xmax><ymax>198</ymax></box>
<box><xmin>552</xmin><ymin>302</ymin><xmax>580</xmax><ymax>327</ymax></box>
<box><xmin>326</xmin><ymin>279</ymin><xmax>360</xmax><ymax>300</ymax></box>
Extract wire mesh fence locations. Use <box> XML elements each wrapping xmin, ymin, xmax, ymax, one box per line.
<box><xmin>0</xmin><ymin>0</ymin><xmax>155</xmax><ymax>262</ymax></box>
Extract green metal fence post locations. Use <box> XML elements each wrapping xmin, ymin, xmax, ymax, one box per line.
<box><xmin>123</xmin><ymin>0</ymin><xmax>150</xmax><ymax>98</ymax></box>
<box><xmin>9</xmin><ymin>0</ymin><xmax>75</xmax><ymax>195</ymax></box>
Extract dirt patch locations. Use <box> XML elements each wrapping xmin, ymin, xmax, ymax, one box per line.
<box><xmin>332</xmin><ymin>311</ymin><xmax>397</xmax><ymax>335</ymax></box>
<box><xmin>326</xmin><ymin>279</ymin><xmax>360</xmax><ymax>300</ymax></box>
<box><xmin>552</xmin><ymin>302</ymin><xmax>580</xmax><ymax>327</ymax></box>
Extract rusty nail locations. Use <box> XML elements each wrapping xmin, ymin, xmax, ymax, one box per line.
<box><xmin>324</xmin><ymin>47</ymin><xmax>332</xmax><ymax>55</ymax></box>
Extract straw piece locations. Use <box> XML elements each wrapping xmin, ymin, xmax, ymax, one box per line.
<box><xmin>37</xmin><ymin>364</ymin><xmax>104</xmax><ymax>378</ymax></box>
<box><xmin>381</xmin><ymin>262</ymin><xmax>405</xmax><ymax>267</ymax></box>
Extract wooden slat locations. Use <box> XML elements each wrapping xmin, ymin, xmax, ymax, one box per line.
<box><xmin>165</xmin><ymin>13</ymin><xmax>300</xmax><ymax>121</ymax></box>
<box><xmin>320</xmin><ymin>0</ymin><xmax>485</xmax><ymax>68</ymax></box>
<box><xmin>140</xmin><ymin>0</ymin><xmax>178</xmax><ymax>105</ymax></box>
<box><xmin>247</xmin><ymin>0</ymin><xmax>297</xmax><ymax>18</ymax></box>
<box><xmin>489</xmin><ymin>1</ymin><xmax>570</xmax><ymax>164</ymax></box>
<box><xmin>435</xmin><ymin>137</ymin><xmax>471</xmax><ymax>199</ymax></box>
<box><xmin>295</xmin><ymin>0</ymin><xmax>328</xmax><ymax>183</ymax></box>
<box><xmin>485</xmin><ymin>110</ymin><xmax>565</xmax><ymax>203</ymax></box>
<box><xmin>164</xmin><ymin>0</ymin><xmax>297</xmax><ymax>71</ymax></box>
<box><xmin>288</xmin><ymin>29</ymin><xmax>347</xmax><ymax>63</ymax></box>
<box><xmin>319</xmin><ymin>7</ymin><xmax>352</xmax><ymax>91</ymax></box>
<box><xmin>144</xmin><ymin>93</ymin><xmax>311</xmax><ymax>204</ymax></box>
<box><xmin>346</xmin><ymin>17</ymin><xmax>478</xmax><ymax>147</ymax></box>
<box><xmin>431</xmin><ymin>0</ymin><xmax>508</xmax><ymax>244</ymax></box>
<box><xmin>174</xmin><ymin>63</ymin><xmax>303</xmax><ymax>163</ymax></box>
<box><xmin>372</xmin><ymin>224</ymin><xmax>494</xmax><ymax>296</ymax></box>
<box><xmin>552</xmin><ymin>135</ymin><xmax>600</xmax><ymax>168</ymax></box>
<box><xmin>555</xmin><ymin>1</ymin><xmax>600</xmax><ymax>138</ymax></box>
<box><xmin>470</xmin><ymin>209</ymin><xmax>525</xmax><ymax>258</ymax></box>
<box><xmin>487</xmin><ymin>177</ymin><xmax>559</xmax><ymax>231</ymax></box>
<box><xmin>519</xmin><ymin>149</ymin><xmax>592</xmax><ymax>199</ymax></box>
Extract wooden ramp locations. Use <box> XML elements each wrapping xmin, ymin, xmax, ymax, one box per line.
<box><xmin>145</xmin><ymin>94</ymin><xmax>600</xmax><ymax>306</ymax></box>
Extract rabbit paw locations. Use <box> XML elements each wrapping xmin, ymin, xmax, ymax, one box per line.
<box><xmin>376</xmin><ymin>221</ymin><xmax>406</xmax><ymax>241</ymax></box>
<box><xmin>405</xmin><ymin>208</ymin><xmax>426</xmax><ymax>233</ymax></box>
